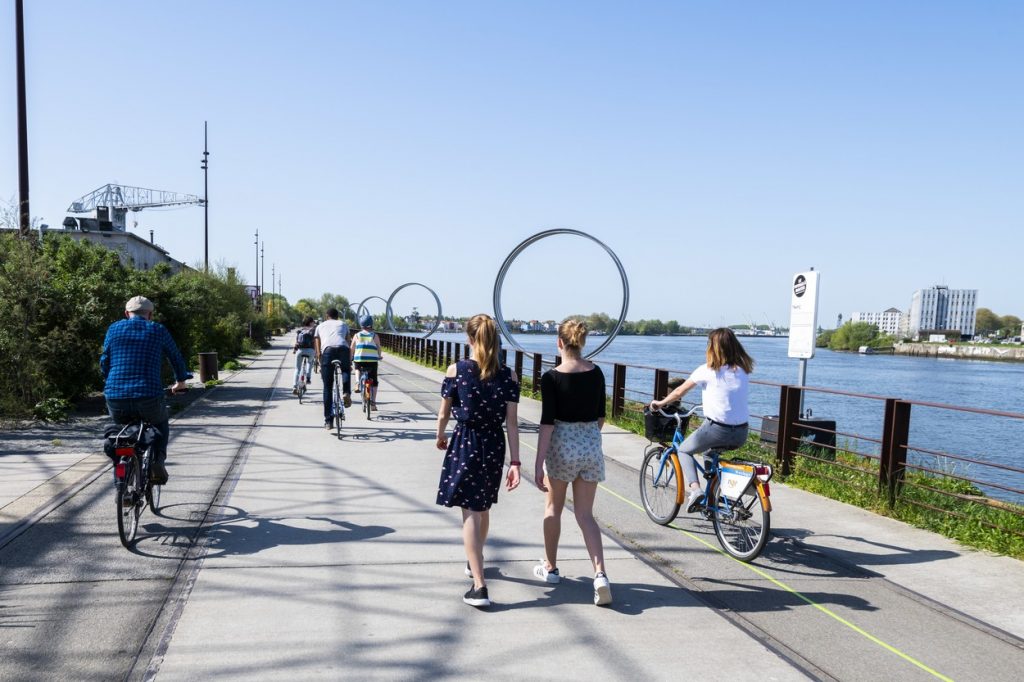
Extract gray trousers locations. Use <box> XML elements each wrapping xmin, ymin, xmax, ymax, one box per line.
<box><xmin>677</xmin><ymin>420</ymin><xmax>749</xmax><ymax>487</ymax></box>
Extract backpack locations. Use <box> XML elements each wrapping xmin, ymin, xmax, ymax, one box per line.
<box><xmin>296</xmin><ymin>328</ymin><xmax>315</xmax><ymax>349</ymax></box>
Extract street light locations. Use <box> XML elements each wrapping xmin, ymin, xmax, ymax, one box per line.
<box><xmin>254</xmin><ymin>228</ymin><xmax>260</xmax><ymax>311</ymax></box>
<box><xmin>201</xmin><ymin>121</ymin><xmax>209</xmax><ymax>272</ymax></box>
<box><xmin>15</xmin><ymin>0</ymin><xmax>31</xmax><ymax>237</ymax></box>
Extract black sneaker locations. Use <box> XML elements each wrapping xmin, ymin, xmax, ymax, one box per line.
<box><xmin>463</xmin><ymin>585</ymin><xmax>490</xmax><ymax>607</ymax></box>
<box><xmin>150</xmin><ymin>461</ymin><xmax>169</xmax><ymax>485</ymax></box>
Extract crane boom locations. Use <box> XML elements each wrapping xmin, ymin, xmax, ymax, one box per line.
<box><xmin>68</xmin><ymin>183</ymin><xmax>204</xmax><ymax>213</ymax></box>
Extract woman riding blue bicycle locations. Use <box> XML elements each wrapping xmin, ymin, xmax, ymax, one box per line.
<box><xmin>649</xmin><ymin>327</ymin><xmax>755</xmax><ymax>514</ymax></box>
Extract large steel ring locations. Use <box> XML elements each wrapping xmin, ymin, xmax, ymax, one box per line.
<box><xmin>356</xmin><ymin>296</ymin><xmax>389</xmax><ymax>321</ymax></box>
<box><xmin>386</xmin><ymin>283</ymin><xmax>443</xmax><ymax>338</ymax></box>
<box><xmin>493</xmin><ymin>229</ymin><xmax>629</xmax><ymax>360</ymax></box>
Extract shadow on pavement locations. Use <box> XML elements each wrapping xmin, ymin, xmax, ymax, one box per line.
<box><xmin>137</xmin><ymin>509</ymin><xmax>394</xmax><ymax>559</ymax></box>
<box><xmin>768</xmin><ymin>528</ymin><xmax>960</xmax><ymax>578</ymax></box>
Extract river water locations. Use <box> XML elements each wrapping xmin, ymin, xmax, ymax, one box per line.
<box><xmin>488</xmin><ymin>333</ymin><xmax>1024</xmax><ymax>502</ymax></box>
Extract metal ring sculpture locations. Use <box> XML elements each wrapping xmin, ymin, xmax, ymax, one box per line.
<box><xmin>386</xmin><ymin>283</ymin><xmax>443</xmax><ymax>339</ymax></box>
<box><xmin>493</xmin><ymin>229</ymin><xmax>629</xmax><ymax>360</ymax></box>
<box><xmin>356</xmin><ymin>295</ymin><xmax>390</xmax><ymax>322</ymax></box>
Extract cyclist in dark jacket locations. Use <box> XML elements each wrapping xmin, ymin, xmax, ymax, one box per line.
<box><xmin>100</xmin><ymin>296</ymin><xmax>190</xmax><ymax>483</ymax></box>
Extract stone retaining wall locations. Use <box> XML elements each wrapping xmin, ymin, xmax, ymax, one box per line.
<box><xmin>895</xmin><ymin>342</ymin><xmax>1024</xmax><ymax>361</ymax></box>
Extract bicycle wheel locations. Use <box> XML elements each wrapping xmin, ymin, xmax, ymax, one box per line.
<box><xmin>710</xmin><ymin>478</ymin><xmax>770</xmax><ymax>561</ymax></box>
<box><xmin>363</xmin><ymin>381</ymin><xmax>372</xmax><ymax>420</ymax></box>
<box><xmin>144</xmin><ymin>449</ymin><xmax>161</xmax><ymax>514</ymax></box>
<box><xmin>640</xmin><ymin>444</ymin><xmax>682</xmax><ymax>525</ymax></box>
<box><xmin>333</xmin><ymin>367</ymin><xmax>343</xmax><ymax>437</ymax></box>
<box><xmin>117</xmin><ymin>458</ymin><xmax>141</xmax><ymax>547</ymax></box>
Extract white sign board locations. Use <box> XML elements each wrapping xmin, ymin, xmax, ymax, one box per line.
<box><xmin>787</xmin><ymin>271</ymin><xmax>820</xmax><ymax>359</ymax></box>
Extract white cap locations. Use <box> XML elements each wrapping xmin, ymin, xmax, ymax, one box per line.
<box><xmin>125</xmin><ymin>295</ymin><xmax>154</xmax><ymax>313</ymax></box>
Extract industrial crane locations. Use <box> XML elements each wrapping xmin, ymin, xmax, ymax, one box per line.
<box><xmin>64</xmin><ymin>183</ymin><xmax>205</xmax><ymax>232</ymax></box>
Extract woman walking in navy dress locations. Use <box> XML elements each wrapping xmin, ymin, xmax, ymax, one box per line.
<box><xmin>435</xmin><ymin>314</ymin><xmax>521</xmax><ymax>607</ymax></box>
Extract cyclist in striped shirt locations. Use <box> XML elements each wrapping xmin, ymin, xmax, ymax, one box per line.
<box><xmin>350</xmin><ymin>315</ymin><xmax>382</xmax><ymax>410</ymax></box>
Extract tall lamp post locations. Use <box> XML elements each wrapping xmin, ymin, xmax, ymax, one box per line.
<box><xmin>15</xmin><ymin>0</ymin><xmax>31</xmax><ymax>236</ymax></box>
<box><xmin>201</xmin><ymin>121</ymin><xmax>209</xmax><ymax>272</ymax></box>
<box><xmin>253</xmin><ymin>228</ymin><xmax>260</xmax><ymax>311</ymax></box>
<box><xmin>260</xmin><ymin>241</ymin><xmax>265</xmax><ymax>313</ymax></box>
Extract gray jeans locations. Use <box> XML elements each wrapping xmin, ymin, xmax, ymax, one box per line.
<box><xmin>677</xmin><ymin>420</ymin><xmax>749</xmax><ymax>488</ymax></box>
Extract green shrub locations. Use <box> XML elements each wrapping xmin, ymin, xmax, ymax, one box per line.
<box><xmin>33</xmin><ymin>397</ymin><xmax>71</xmax><ymax>421</ymax></box>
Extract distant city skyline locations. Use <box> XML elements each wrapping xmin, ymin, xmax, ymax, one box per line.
<box><xmin>2</xmin><ymin>1</ymin><xmax>1021</xmax><ymax>326</ymax></box>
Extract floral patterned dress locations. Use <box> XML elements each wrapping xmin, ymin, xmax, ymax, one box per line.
<box><xmin>436</xmin><ymin>359</ymin><xmax>520</xmax><ymax>511</ymax></box>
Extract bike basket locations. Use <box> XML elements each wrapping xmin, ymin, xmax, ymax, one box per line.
<box><xmin>644</xmin><ymin>408</ymin><xmax>688</xmax><ymax>442</ymax></box>
<box><xmin>718</xmin><ymin>462</ymin><xmax>756</xmax><ymax>500</ymax></box>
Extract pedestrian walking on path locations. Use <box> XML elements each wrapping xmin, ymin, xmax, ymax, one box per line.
<box><xmin>533</xmin><ymin>319</ymin><xmax>612</xmax><ymax>605</ymax></box>
<box><xmin>435</xmin><ymin>314</ymin><xmax>521</xmax><ymax>608</ymax></box>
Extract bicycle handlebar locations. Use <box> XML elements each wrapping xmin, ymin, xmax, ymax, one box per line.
<box><xmin>652</xmin><ymin>404</ymin><xmax>702</xmax><ymax>422</ymax></box>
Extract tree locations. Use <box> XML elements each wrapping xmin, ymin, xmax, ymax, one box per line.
<box><xmin>828</xmin><ymin>321</ymin><xmax>891</xmax><ymax>351</ymax></box>
<box><xmin>975</xmin><ymin>308</ymin><xmax>1000</xmax><ymax>336</ymax></box>
<box><xmin>1000</xmin><ymin>315</ymin><xmax>1022</xmax><ymax>337</ymax></box>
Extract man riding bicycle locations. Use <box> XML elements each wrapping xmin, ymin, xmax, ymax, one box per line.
<box><xmin>351</xmin><ymin>314</ymin><xmax>383</xmax><ymax>410</ymax></box>
<box><xmin>314</xmin><ymin>307</ymin><xmax>352</xmax><ymax>429</ymax></box>
<box><xmin>100</xmin><ymin>296</ymin><xmax>191</xmax><ymax>484</ymax></box>
<box><xmin>292</xmin><ymin>316</ymin><xmax>316</xmax><ymax>394</ymax></box>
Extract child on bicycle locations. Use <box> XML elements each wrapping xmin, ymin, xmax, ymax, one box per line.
<box><xmin>350</xmin><ymin>315</ymin><xmax>382</xmax><ymax>409</ymax></box>
<box><xmin>649</xmin><ymin>327</ymin><xmax>754</xmax><ymax>513</ymax></box>
<box><xmin>292</xmin><ymin>317</ymin><xmax>316</xmax><ymax>394</ymax></box>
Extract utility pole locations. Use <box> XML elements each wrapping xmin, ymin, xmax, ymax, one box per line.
<box><xmin>201</xmin><ymin>121</ymin><xmax>209</xmax><ymax>272</ymax></box>
<box><xmin>253</xmin><ymin>228</ymin><xmax>260</xmax><ymax>311</ymax></box>
<box><xmin>15</xmin><ymin>0</ymin><xmax>31</xmax><ymax>237</ymax></box>
<box><xmin>270</xmin><ymin>263</ymin><xmax>275</xmax><ymax>315</ymax></box>
<box><xmin>260</xmin><ymin>242</ymin><xmax>265</xmax><ymax>313</ymax></box>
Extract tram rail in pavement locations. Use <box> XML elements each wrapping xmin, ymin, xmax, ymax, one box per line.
<box><xmin>1</xmin><ymin>338</ymin><xmax>1022</xmax><ymax>681</ymax></box>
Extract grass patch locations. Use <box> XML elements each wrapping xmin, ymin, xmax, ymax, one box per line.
<box><xmin>782</xmin><ymin>446</ymin><xmax>1024</xmax><ymax>559</ymax></box>
<box><xmin>204</xmin><ymin>379</ymin><xmax>225</xmax><ymax>388</ymax></box>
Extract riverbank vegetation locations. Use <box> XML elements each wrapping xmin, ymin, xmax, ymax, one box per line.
<box><xmin>817</xmin><ymin>321</ymin><xmax>897</xmax><ymax>351</ymax></box>
<box><xmin>975</xmin><ymin>308</ymin><xmax>1022</xmax><ymax>339</ymax></box>
<box><xmin>0</xmin><ymin>233</ymin><xmax>286</xmax><ymax>418</ymax></box>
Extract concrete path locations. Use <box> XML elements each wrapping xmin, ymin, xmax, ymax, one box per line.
<box><xmin>153</xmin><ymin>347</ymin><xmax>801</xmax><ymax>681</ymax></box>
<box><xmin>2</xmin><ymin>338</ymin><xmax>1023</xmax><ymax>681</ymax></box>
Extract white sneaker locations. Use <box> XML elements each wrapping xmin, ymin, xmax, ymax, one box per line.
<box><xmin>594</xmin><ymin>572</ymin><xmax>612</xmax><ymax>606</ymax></box>
<box><xmin>685</xmin><ymin>488</ymin><xmax>705</xmax><ymax>513</ymax></box>
<box><xmin>464</xmin><ymin>562</ymin><xmax>473</xmax><ymax>578</ymax></box>
<box><xmin>533</xmin><ymin>562</ymin><xmax>560</xmax><ymax>584</ymax></box>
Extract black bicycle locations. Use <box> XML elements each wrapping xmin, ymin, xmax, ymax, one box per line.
<box><xmin>105</xmin><ymin>421</ymin><xmax>162</xmax><ymax>547</ymax></box>
<box><xmin>330</xmin><ymin>359</ymin><xmax>346</xmax><ymax>436</ymax></box>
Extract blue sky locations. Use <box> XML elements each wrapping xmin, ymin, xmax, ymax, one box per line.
<box><xmin>2</xmin><ymin>1</ymin><xmax>1021</xmax><ymax>328</ymax></box>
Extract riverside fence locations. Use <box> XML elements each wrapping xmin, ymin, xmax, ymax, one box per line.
<box><xmin>380</xmin><ymin>332</ymin><xmax>1024</xmax><ymax>545</ymax></box>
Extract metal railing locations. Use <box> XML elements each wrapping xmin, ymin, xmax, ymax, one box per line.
<box><xmin>379</xmin><ymin>332</ymin><xmax>1024</xmax><ymax>543</ymax></box>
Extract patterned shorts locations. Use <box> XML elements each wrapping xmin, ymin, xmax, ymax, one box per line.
<box><xmin>544</xmin><ymin>420</ymin><xmax>605</xmax><ymax>483</ymax></box>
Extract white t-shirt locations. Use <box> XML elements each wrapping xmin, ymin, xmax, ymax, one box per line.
<box><xmin>315</xmin><ymin>319</ymin><xmax>349</xmax><ymax>349</ymax></box>
<box><xmin>689</xmin><ymin>364</ymin><xmax>749</xmax><ymax>425</ymax></box>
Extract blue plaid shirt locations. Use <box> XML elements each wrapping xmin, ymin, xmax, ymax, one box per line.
<box><xmin>100</xmin><ymin>317</ymin><xmax>191</xmax><ymax>399</ymax></box>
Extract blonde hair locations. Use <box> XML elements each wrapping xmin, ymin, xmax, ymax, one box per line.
<box><xmin>706</xmin><ymin>328</ymin><xmax>754</xmax><ymax>373</ymax></box>
<box><xmin>466</xmin><ymin>313</ymin><xmax>500</xmax><ymax>381</ymax></box>
<box><xmin>558</xmin><ymin>319</ymin><xmax>588</xmax><ymax>355</ymax></box>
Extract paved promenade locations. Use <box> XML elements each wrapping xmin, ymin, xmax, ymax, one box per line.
<box><xmin>2</xmin><ymin>337</ymin><xmax>1023</xmax><ymax>681</ymax></box>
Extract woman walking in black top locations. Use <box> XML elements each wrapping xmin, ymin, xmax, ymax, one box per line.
<box><xmin>533</xmin><ymin>320</ymin><xmax>612</xmax><ymax>606</ymax></box>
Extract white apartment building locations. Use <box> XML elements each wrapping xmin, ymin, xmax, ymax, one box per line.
<box><xmin>850</xmin><ymin>308</ymin><xmax>905</xmax><ymax>336</ymax></box>
<box><xmin>908</xmin><ymin>286</ymin><xmax>977</xmax><ymax>338</ymax></box>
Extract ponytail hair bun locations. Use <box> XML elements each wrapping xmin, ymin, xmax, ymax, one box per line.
<box><xmin>558</xmin><ymin>319</ymin><xmax>588</xmax><ymax>352</ymax></box>
<box><xmin>466</xmin><ymin>313</ymin><xmax>500</xmax><ymax>381</ymax></box>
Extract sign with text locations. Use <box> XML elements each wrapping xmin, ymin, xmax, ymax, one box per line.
<box><xmin>787</xmin><ymin>271</ymin><xmax>820</xmax><ymax>359</ymax></box>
